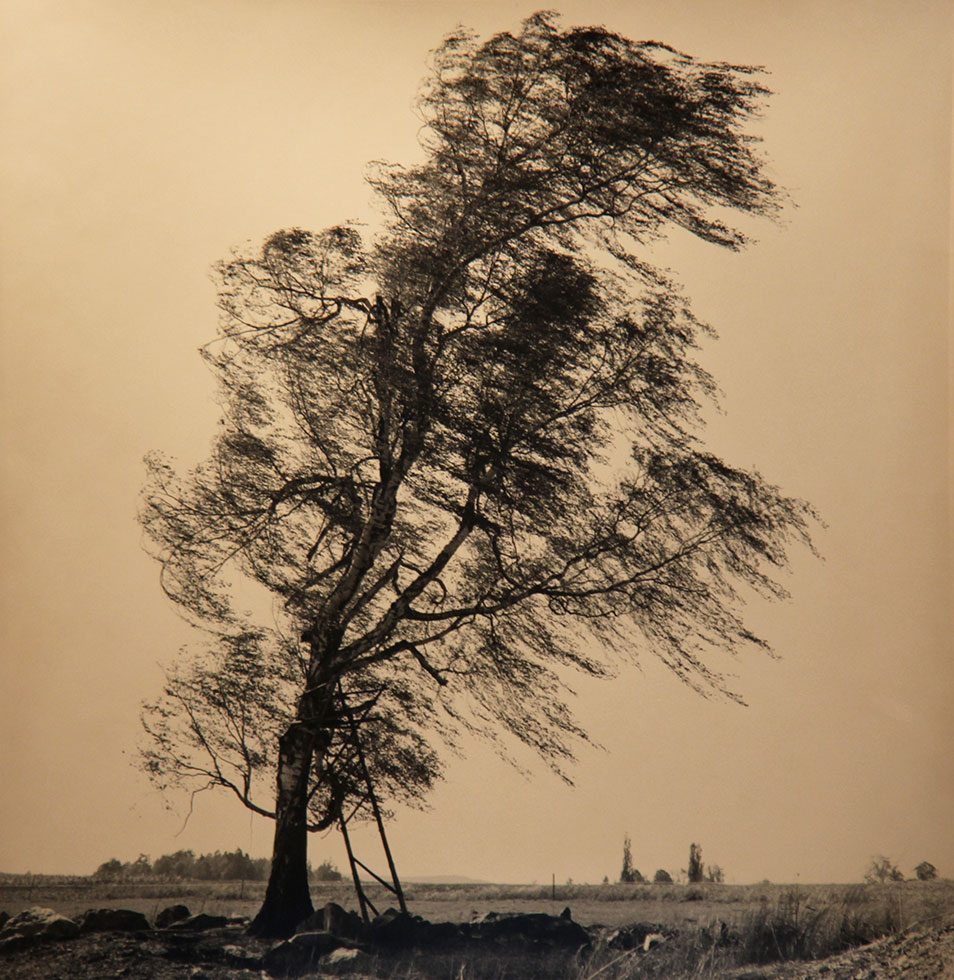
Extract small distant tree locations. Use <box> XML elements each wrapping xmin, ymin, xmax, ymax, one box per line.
<box><xmin>705</xmin><ymin>864</ymin><xmax>724</xmax><ymax>883</ymax></box>
<box><xmin>125</xmin><ymin>854</ymin><xmax>153</xmax><ymax>879</ymax></box>
<box><xmin>688</xmin><ymin>843</ymin><xmax>704</xmax><ymax>883</ymax></box>
<box><xmin>914</xmin><ymin>861</ymin><xmax>937</xmax><ymax>881</ymax></box>
<box><xmin>620</xmin><ymin>835</ymin><xmax>643</xmax><ymax>883</ymax></box>
<box><xmin>311</xmin><ymin>859</ymin><xmax>344</xmax><ymax>882</ymax></box>
<box><xmin>93</xmin><ymin>858</ymin><xmax>123</xmax><ymax>880</ymax></box>
<box><xmin>153</xmin><ymin>849</ymin><xmax>196</xmax><ymax>880</ymax></box>
<box><xmin>864</xmin><ymin>855</ymin><xmax>904</xmax><ymax>884</ymax></box>
<box><xmin>654</xmin><ymin>869</ymin><xmax>673</xmax><ymax>883</ymax></box>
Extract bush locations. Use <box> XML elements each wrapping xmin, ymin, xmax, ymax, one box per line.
<box><xmin>864</xmin><ymin>856</ymin><xmax>904</xmax><ymax>884</ymax></box>
<box><xmin>915</xmin><ymin>861</ymin><xmax>937</xmax><ymax>881</ymax></box>
<box><xmin>654</xmin><ymin>869</ymin><xmax>673</xmax><ymax>883</ymax></box>
<box><xmin>705</xmin><ymin>864</ymin><xmax>725</xmax><ymax>883</ymax></box>
<box><xmin>311</xmin><ymin>859</ymin><xmax>343</xmax><ymax>882</ymax></box>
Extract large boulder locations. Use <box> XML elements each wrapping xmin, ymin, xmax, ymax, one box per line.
<box><xmin>295</xmin><ymin>902</ymin><xmax>366</xmax><ymax>943</ymax></box>
<box><xmin>0</xmin><ymin>906</ymin><xmax>80</xmax><ymax>952</ymax></box>
<box><xmin>77</xmin><ymin>907</ymin><xmax>151</xmax><ymax>933</ymax></box>
<box><xmin>263</xmin><ymin>930</ymin><xmax>359</xmax><ymax>976</ymax></box>
<box><xmin>156</xmin><ymin>904</ymin><xmax>191</xmax><ymax>928</ymax></box>
<box><xmin>363</xmin><ymin>908</ymin><xmax>466</xmax><ymax>950</ymax></box>
<box><xmin>367</xmin><ymin>909</ymin><xmax>428</xmax><ymax>949</ymax></box>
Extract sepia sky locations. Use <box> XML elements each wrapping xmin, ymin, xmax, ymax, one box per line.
<box><xmin>1</xmin><ymin>0</ymin><xmax>951</xmax><ymax>886</ymax></box>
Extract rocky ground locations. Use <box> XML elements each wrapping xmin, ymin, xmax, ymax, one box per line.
<box><xmin>0</xmin><ymin>903</ymin><xmax>951</xmax><ymax>978</ymax></box>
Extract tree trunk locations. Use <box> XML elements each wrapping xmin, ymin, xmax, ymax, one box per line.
<box><xmin>248</xmin><ymin>722</ymin><xmax>315</xmax><ymax>937</ymax></box>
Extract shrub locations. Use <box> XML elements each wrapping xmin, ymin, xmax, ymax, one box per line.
<box><xmin>864</xmin><ymin>856</ymin><xmax>904</xmax><ymax>884</ymax></box>
<box><xmin>654</xmin><ymin>869</ymin><xmax>673</xmax><ymax>883</ymax></box>
<box><xmin>705</xmin><ymin>864</ymin><xmax>725</xmax><ymax>883</ymax></box>
<box><xmin>311</xmin><ymin>859</ymin><xmax>343</xmax><ymax>882</ymax></box>
<box><xmin>915</xmin><ymin>861</ymin><xmax>937</xmax><ymax>881</ymax></box>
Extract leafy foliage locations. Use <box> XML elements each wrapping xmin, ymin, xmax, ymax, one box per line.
<box><xmin>915</xmin><ymin>861</ymin><xmax>937</xmax><ymax>881</ymax></box>
<box><xmin>705</xmin><ymin>863</ymin><xmax>725</xmax><ymax>883</ymax></box>
<box><xmin>688</xmin><ymin>843</ymin><xmax>704</xmax><ymax>884</ymax></box>
<box><xmin>140</xmin><ymin>630</ymin><xmax>443</xmax><ymax>829</ymax></box>
<box><xmin>864</xmin><ymin>856</ymin><xmax>904</xmax><ymax>884</ymax></box>
<box><xmin>619</xmin><ymin>835</ymin><xmax>644</xmax><ymax>883</ymax></box>
<box><xmin>142</xmin><ymin>10</ymin><xmax>815</xmax><ymax>788</ymax></box>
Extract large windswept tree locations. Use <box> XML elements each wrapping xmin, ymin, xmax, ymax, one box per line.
<box><xmin>142</xmin><ymin>13</ymin><xmax>816</xmax><ymax>937</ymax></box>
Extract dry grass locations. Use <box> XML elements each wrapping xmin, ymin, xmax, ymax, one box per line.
<box><xmin>2</xmin><ymin>877</ymin><xmax>952</xmax><ymax>978</ymax></box>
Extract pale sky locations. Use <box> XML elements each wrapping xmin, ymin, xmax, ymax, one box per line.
<box><xmin>1</xmin><ymin>0</ymin><xmax>951</xmax><ymax>886</ymax></box>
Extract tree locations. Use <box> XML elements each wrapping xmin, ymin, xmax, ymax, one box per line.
<box><xmin>153</xmin><ymin>849</ymin><xmax>196</xmax><ymax>880</ymax></box>
<box><xmin>705</xmin><ymin>863</ymin><xmax>725</xmax><ymax>883</ymax></box>
<box><xmin>311</xmin><ymin>859</ymin><xmax>344</xmax><ymax>883</ymax></box>
<box><xmin>93</xmin><ymin>858</ymin><xmax>123</xmax><ymax>880</ymax></box>
<box><xmin>142</xmin><ymin>12</ymin><xmax>815</xmax><ymax>936</ymax></box>
<box><xmin>653</xmin><ymin>869</ymin><xmax>673</xmax><ymax>884</ymax></box>
<box><xmin>864</xmin><ymin>855</ymin><xmax>904</xmax><ymax>884</ymax></box>
<box><xmin>688</xmin><ymin>843</ymin><xmax>704</xmax><ymax>884</ymax></box>
<box><xmin>914</xmin><ymin>861</ymin><xmax>937</xmax><ymax>881</ymax></box>
<box><xmin>620</xmin><ymin>835</ymin><xmax>642</xmax><ymax>883</ymax></box>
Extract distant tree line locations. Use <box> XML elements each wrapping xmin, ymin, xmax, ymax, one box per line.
<box><xmin>864</xmin><ymin>856</ymin><xmax>939</xmax><ymax>883</ymax></box>
<box><xmin>93</xmin><ymin>850</ymin><xmax>343</xmax><ymax>883</ymax></box>
<box><xmin>619</xmin><ymin>838</ymin><xmax>723</xmax><ymax>885</ymax></box>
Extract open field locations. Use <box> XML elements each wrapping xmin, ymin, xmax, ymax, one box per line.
<box><xmin>1</xmin><ymin>877</ymin><xmax>953</xmax><ymax>977</ymax></box>
<box><xmin>3</xmin><ymin>876</ymin><xmax>954</xmax><ymax>930</ymax></box>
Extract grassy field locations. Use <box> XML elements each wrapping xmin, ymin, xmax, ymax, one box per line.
<box><xmin>3</xmin><ymin>876</ymin><xmax>953</xmax><ymax>932</ymax></box>
<box><xmin>2</xmin><ymin>877</ymin><xmax>953</xmax><ymax>977</ymax></box>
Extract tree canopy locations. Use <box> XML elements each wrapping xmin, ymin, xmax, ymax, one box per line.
<box><xmin>141</xmin><ymin>12</ymin><xmax>816</xmax><ymax>936</ymax></box>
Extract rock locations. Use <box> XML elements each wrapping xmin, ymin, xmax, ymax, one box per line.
<box><xmin>643</xmin><ymin>932</ymin><xmax>666</xmax><ymax>952</ymax></box>
<box><xmin>220</xmin><ymin>942</ymin><xmax>265</xmax><ymax>969</ymax></box>
<box><xmin>77</xmin><ymin>908</ymin><xmax>151</xmax><ymax>933</ymax></box>
<box><xmin>365</xmin><ymin>908</ymin><xmax>464</xmax><ymax>949</ymax></box>
<box><xmin>603</xmin><ymin>922</ymin><xmax>670</xmax><ymax>951</ymax></box>
<box><xmin>156</xmin><ymin>904</ymin><xmax>191</xmax><ymax>928</ymax></box>
<box><xmin>173</xmin><ymin>913</ymin><xmax>229</xmax><ymax>931</ymax></box>
<box><xmin>368</xmin><ymin>909</ymin><xmax>426</xmax><ymax>949</ymax></box>
<box><xmin>263</xmin><ymin>930</ymin><xmax>357</xmax><ymax>976</ymax></box>
<box><xmin>0</xmin><ymin>906</ymin><xmax>80</xmax><ymax>948</ymax></box>
<box><xmin>322</xmin><ymin>946</ymin><xmax>376</xmax><ymax>974</ymax></box>
<box><xmin>295</xmin><ymin>902</ymin><xmax>366</xmax><ymax>942</ymax></box>
<box><xmin>468</xmin><ymin>911</ymin><xmax>590</xmax><ymax>948</ymax></box>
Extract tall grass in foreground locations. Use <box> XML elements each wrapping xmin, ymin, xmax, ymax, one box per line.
<box><xmin>578</xmin><ymin>882</ymin><xmax>952</xmax><ymax>979</ymax></box>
